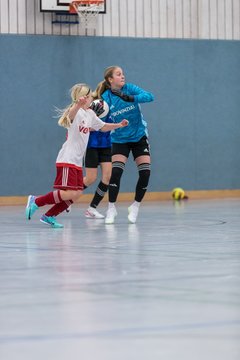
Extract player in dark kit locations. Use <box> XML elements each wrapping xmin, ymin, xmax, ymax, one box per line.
<box><xmin>83</xmin><ymin>99</ymin><xmax>113</xmax><ymax>219</ymax></box>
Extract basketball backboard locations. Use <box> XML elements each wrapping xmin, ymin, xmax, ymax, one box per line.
<box><xmin>40</xmin><ymin>0</ymin><xmax>106</xmax><ymax>13</ymax></box>
<box><xmin>40</xmin><ymin>0</ymin><xmax>68</xmax><ymax>12</ymax></box>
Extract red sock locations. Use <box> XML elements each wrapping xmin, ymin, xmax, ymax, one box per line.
<box><xmin>35</xmin><ymin>190</ymin><xmax>63</xmax><ymax>207</ymax></box>
<box><xmin>45</xmin><ymin>200</ymin><xmax>73</xmax><ymax>217</ymax></box>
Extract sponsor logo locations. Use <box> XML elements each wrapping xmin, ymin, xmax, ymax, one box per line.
<box><xmin>111</xmin><ymin>105</ymin><xmax>135</xmax><ymax>117</ymax></box>
<box><xmin>79</xmin><ymin>126</ymin><xmax>90</xmax><ymax>134</ymax></box>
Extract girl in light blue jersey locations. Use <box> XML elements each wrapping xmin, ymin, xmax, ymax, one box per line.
<box><xmin>96</xmin><ymin>66</ymin><xmax>154</xmax><ymax>224</ymax></box>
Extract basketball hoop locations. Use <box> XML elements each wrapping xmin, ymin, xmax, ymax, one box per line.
<box><xmin>69</xmin><ymin>0</ymin><xmax>104</xmax><ymax>29</ymax></box>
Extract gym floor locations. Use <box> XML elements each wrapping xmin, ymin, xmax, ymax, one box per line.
<box><xmin>0</xmin><ymin>199</ymin><xmax>240</xmax><ymax>359</ymax></box>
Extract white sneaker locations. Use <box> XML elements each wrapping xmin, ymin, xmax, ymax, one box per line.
<box><xmin>128</xmin><ymin>204</ymin><xmax>139</xmax><ymax>224</ymax></box>
<box><xmin>105</xmin><ymin>206</ymin><xmax>117</xmax><ymax>224</ymax></box>
<box><xmin>85</xmin><ymin>207</ymin><xmax>105</xmax><ymax>219</ymax></box>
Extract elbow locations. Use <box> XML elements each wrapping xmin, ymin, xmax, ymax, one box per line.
<box><xmin>149</xmin><ymin>92</ymin><xmax>154</xmax><ymax>101</ymax></box>
<box><xmin>140</xmin><ymin>93</ymin><xmax>155</xmax><ymax>103</ymax></box>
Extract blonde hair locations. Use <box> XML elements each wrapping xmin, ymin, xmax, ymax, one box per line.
<box><xmin>92</xmin><ymin>66</ymin><xmax>120</xmax><ymax>99</ymax></box>
<box><xmin>58</xmin><ymin>83</ymin><xmax>92</xmax><ymax>128</ymax></box>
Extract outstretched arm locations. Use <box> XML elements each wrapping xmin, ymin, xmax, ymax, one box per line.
<box><xmin>100</xmin><ymin>119</ymin><xmax>129</xmax><ymax>132</ymax></box>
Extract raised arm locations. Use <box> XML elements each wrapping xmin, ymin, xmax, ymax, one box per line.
<box><xmin>129</xmin><ymin>84</ymin><xmax>154</xmax><ymax>103</ymax></box>
<box><xmin>111</xmin><ymin>84</ymin><xmax>154</xmax><ymax>103</ymax></box>
<box><xmin>68</xmin><ymin>97</ymin><xmax>88</xmax><ymax>121</ymax></box>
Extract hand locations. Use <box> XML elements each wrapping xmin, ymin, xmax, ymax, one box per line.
<box><xmin>89</xmin><ymin>100</ymin><xmax>105</xmax><ymax>117</ymax></box>
<box><xmin>120</xmin><ymin>119</ymin><xmax>129</xmax><ymax>127</ymax></box>
<box><xmin>111</xmin><ymin>89</ymin><xmax>134</xmax><ymax>102</ymax></box>
<box><xmin>68</xmin><ymin>96</ymin><xmax>87</xmax><ymax>121</ymax></box>
<box><xmin>75</xmin><ymin>96</ymin><xmax>88</xmax><ymax>108</ymax></box>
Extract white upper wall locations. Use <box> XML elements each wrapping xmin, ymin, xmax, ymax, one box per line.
<box><xmin>0</xmin><ymin>0</ymin><xmax>240</xmax><ymax>40</ymax></box>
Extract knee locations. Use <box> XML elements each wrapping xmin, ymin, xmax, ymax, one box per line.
<box><xmin>84</xmin><ymin>174</ymin><xmax>97</xmax><ymax>186</ymax></box>
<box><xmin>71</xmin><ymin>190</ymin><xmax>82</xmax><ymax>202</ymax></box>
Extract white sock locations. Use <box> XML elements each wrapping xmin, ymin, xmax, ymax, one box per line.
<box><xmin>132</xmin><ymin>201</ymin><xmax>140</xmax><ymax>208</ymax></box>
<box><xmin>108</xmin><ymin>202</ymin><xmax>116</xmax><ymax>209</ymax></box>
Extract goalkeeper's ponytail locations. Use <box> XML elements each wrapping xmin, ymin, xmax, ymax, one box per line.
<box><xmin>93</xmin><ymin>66</ymin><xmax>121</xmax><ymax>100</ymax></box>
<box><xmin>92</xmin><ymin>80</ymin><xmax>109</xmax><ymax>99</ymax></box>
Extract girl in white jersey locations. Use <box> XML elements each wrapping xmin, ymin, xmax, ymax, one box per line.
<box><xmin>25</xmin><ymin>83</ymin><xmax>128</xmax><ymax>228</ymax></box>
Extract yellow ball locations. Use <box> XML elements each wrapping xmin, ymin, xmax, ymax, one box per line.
<box><xmin>172</xmin><ymin>187</ymin><xmax>185</xmax><ymax>200</ymax></box>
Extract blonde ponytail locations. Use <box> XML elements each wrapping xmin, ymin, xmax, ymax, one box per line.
<box><xmin>57</xmin><ymin>105</ymin><xmax>72</xmax><ymax>128</ymax></box>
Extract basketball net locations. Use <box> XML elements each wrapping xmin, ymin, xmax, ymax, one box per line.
<box><xmin>69</xmin><ymin>1</ymin><xmax>103</xmax><ymax>30</ymax></box>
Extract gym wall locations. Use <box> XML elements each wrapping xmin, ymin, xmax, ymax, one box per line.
<box><xmin>0</xmin><ymin>34</ymin><xmax>239</xmax><ymax>196</ymax></box>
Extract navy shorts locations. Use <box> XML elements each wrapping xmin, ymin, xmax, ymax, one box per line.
<box><xmin>111</xmin><ymin>136</ymin><xmax>150</xmax><ymax>160</ymax></box>
<box><xmin>84</xmin><ymin>147</ymin><xmax>112</xmax><ymax>168</ymax></box>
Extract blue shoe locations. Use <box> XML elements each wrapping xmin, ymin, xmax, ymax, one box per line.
<box><xmin>40</xmin><ymin>215</ymin><xmax>64</xmax><ymax>229</ymax></box>
<box><xmin>26</xmin><ymin>195</ymin><xmax>38</xmax><ymax>220</ymax></box>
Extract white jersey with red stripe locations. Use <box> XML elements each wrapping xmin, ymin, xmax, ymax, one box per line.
<box><xmin>56</xmin><ymin>108</ymin><xmax>104</xmax><ymax>169</ymax></box>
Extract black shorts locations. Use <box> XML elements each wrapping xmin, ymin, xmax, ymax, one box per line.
<box><xmin>84</xmin><ymin>147</ymin><xmax>112</xmax><ymax>168</ymax></box>
<box><xmin>111</xmin><ymin>136</ymin><xmax>150</xmax><ymax>160</ymax></box>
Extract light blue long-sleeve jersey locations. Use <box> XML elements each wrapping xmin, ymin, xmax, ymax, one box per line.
<box><xmin>102</xmin><ymin>83</ymin><xmax>154</xmax><ymax>143</ymax></box>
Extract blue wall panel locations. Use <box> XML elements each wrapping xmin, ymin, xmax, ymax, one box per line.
<box><xmin>0</xmin><ymin>35</ymin><xmax>239</xmax><ymax>196</ymax></box>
